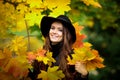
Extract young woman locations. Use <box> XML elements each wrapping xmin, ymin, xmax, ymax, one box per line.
<box><xmin>28</xmin><ymin>15</ymin><xmax>88</xmax><ymax>80</ymax></box>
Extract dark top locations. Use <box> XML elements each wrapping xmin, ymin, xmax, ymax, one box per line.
<box><xmin>28</xmin><ymin>42</ymin><xmax>88</xmax><ymax>80</ymax></box>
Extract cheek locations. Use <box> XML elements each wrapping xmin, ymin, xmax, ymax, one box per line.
<box><xmin>58</xmin><ymin>32</ymin><xmax>63</xmax><ymax>37</ymax></box>
<box><xmin>49</xmin><ymin>30</ymin><xmax>52</xmax><ymax>36</ymax></box>
<box><xmin>49</xmin><ymin>29</ymin><xmax>52</xmax><ymax>33</ymax></box>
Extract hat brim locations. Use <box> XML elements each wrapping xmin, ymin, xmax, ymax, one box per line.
<box><xmin>40</xmin><ymin>16</ymin><xmax>76</xmax><ymax>43</ymax></box>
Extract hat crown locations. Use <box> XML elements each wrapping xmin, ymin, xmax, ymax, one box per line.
<box><xmin>57</xmin><ymin>15</ymin><xmax>72</xmax><ymax>24</ymax></box>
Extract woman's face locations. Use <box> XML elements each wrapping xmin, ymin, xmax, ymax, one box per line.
<box><xmin>49</xmin><ymin>21</ymin><xmax>63</xmax><ymax>44</ymax></box>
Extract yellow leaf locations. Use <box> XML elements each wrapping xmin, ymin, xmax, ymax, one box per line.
<box><xmin>26</xmin><ymin>0</ymin><xmax>43</xmax><ymax>8</ymax></box>
<box><xmin>0</xmin><ymin>50</ymin><xmax>5</xmax><ymax>59</ymax></box>
<box><xmin>43</xmin><ymin>0</ymin><xmax>71</xmax><ymax>17</ymax></box>
<box><xmin>8</xmin><ymin>36</ymin><xmax>27</xmax><ymax>55</ymax></box>
<box><xmin>43</xmin><ymin>57</ymin><xmax>50</xmax><ymax>65</ymax></box>
<box><xmin>81</xmin><ymin>0</ymin><xmax>102</xmax><ymax>8</ymax></box>
<box><xmin>67</xmin><ymin>46</ymin><xmax>105</xmax><ymax>71</ymax></box>
<box><xmin>38</xmin><ymin>66</ymin><xmax>65</xmax><ymax>80</ymax></box>
<box><xmin>16</xmin><ymin>4</ymin><xmax>28</xmax><ymax>14</ymax></box>
<box><xmin>83</xmin><ymin>42</ymin><xmax>92</xmax><ymax>48</ymax></box>
<box><xmin>37</xmin><ymin>70</ymin><xmax>48</xmax><ymax>80</ymax></box>
<box><xmin>36</xmin><ymin>56</ymin><xmax>44</xmax><ymax>61</ymax></box>
<box><xmin>50</xmin><ymin>6</ymin><xmax>71</xmax><ymax>17</ymax></box>
<box><xmin>67</xmin><ymin>56</ymin><xmax>75</xmax><ymax>65</ymax></box>
<box><xmin>46</xmin><ymin>52</ymin><xmax>56</xmax><ymax>65</ymax></box>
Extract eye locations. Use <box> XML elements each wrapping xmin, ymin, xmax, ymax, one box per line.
<box><xmin>50</xmin><ymin>26</ymin><xmax>55</xmax><ymax>30</ymax></box>
<box><xmin>59</xmin><ymin>29</ymin><xmax>63</xmax><ymax>32</ymax></box>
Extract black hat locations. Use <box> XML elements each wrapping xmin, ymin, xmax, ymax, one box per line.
<box><xmin>40</xmin><ymin>15</ymin><xmax>76</xmax><ymax>43</ymax></box>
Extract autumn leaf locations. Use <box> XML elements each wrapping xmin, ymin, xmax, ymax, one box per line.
<box><xmin>16</xmin><ymin>3</ymin><xmax>28</xmax><ymax>14</ymax></box>
<box><xmin>36</xmin><ymin>48</ymin><xmax>46</xmax><ymax>57</ymax></box>
<box><xmin>46</xmin><ymin>51</ymin><xmax>56</xmax><ymax>66</ymax></box>
<box><xmin>67</xmin><ymin>42</ymin><xmax>105</xmax><ymax>71</ymax></box>
<box><xmin>73</xmin><ymin>22</ymin><xmax>84</xmax><ymax>34</ymax></box>
<box><xmin>73</xmin><ymin>23</ymin><xmax>87</xmax><ymax>48</ymax></box>
<box><xmin>81</xmin><ymin>0</ymin><xmax>102</xmax><ymax>8</ymax></box>
<box><xmin>0</xmin><ymin>71</ymin><xmax>19</xmax><ymax>80</ymax></box>
<box><xmin>44</xmin><ymin>0</ymin><xmax>71</xmax><ymax>17</ymax></box>
<box><xmin>26</xmin><ymin>0</ymin><xmax>43</xmax><ymax>8</ymax></box>
<box><xmin>7</xmin><ymin>36</ymin><xmax>27</xmax><ymax>55</ymax></box>
<box><xmin>36</xmin><ymin>56</ymin><xmax>50</xmax><ymax>65</ymax></box>
<box><xmin>35</xmin><ymin>48</ymin><xmax>49</xmax><ymax>64</ymax></box>
<box><xmin>35</xmin><ymin>48</ymin><xmax>56</xmax><ymax>65</ymax></box>
<box><xmin>0</xmin><ymin>50</ymin><xmax>5</xmax><ymax>59</ymax></box>
<box><xmin>73</xmin><ymin>33</ymin><xmax>86</xmax><ymax>48</ymax></box>
<box><xmin>0</xmin><ymin>48</ymin><xmax>12</xmax><ymax>67</ymax></box>
<box><xmin>0</xmin><ymin>48</ymin><xmax>32</xmax><ymax>78</ymax></box>
<box><xmin>50</xmin><ymin>5</ymin><xmax>71</xmax><ymax>17</ymax></box>
<box><xmin>27</xmin><ymin>52</ymin><xmax>36</xmax><ymax>63</ymax></box>
<box><xmin>1</xmin><ymin>53</ymin><xmax>32</xmax><ymax>78</ymax></box>
<box><xmin>37</xmin><ymin>66</ymin><xmax>65</xmax><ymax>80</ymax></box>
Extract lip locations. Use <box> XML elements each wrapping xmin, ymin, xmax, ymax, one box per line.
<box><xmin>50</xmin><ymin>35</ymin><xmax>59</xmax><ymax>39</ymax></box>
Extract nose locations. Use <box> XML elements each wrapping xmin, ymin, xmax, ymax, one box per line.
<box><xmin>52</xmin><ymin>29</ymin><xmax>57</xmax><ymax>34</ymax></box>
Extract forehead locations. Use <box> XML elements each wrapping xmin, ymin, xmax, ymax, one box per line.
<box><xmin>51</xmin><ymin>21</ymin><xmax>63</xmax><ymax>26</ymax></box>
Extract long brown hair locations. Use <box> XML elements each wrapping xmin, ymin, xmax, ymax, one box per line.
<box><xmin>43</xmin><ymin>24</ymin><xmax>74</xmax><ymax>79</ymax></box>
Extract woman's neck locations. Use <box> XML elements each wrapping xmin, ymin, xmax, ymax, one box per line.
<box><xmin>51</xmin><ymin>42</ymin><xmax>63</xmax><ymax>58</ymax></box>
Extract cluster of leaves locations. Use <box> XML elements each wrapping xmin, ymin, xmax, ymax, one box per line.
<box><xmin>67</xmin><ymin>23</ymin><xmax>105</xmax><ymax>71</ymax></box>
<box><xmin>0</xmin><ymin>36</ymin><xmax>32</xmax><ymax>80</ymax></box>
<box><xmin>38</xmin><ymin>66</ymin><xmax>65</xmax><ymax>80</ymax></box>
<box><xmin>0</xmin><ymin>0</ymin><xmax>71</xmax><ymax>79</ymax></box>
<box><xmin>0</xmin><ymin>0</ymin><xmax>104</xmax><ymax>80</ymax></box>
<box><xmin>68</xmin><ymin>42</ymin><xmax>105</xmax><ymax>71</ymax></box>
<box><xmin>70</xmin><ymin>0</ymin><xmax>120</xmax><ymax>79</ymax></box>
<box><xmin>27</xmin><ymin>48</ymin><xmax>65</xmax><ymax>80</ymax></box>
<box><xmin>0</xmin><ymin>48</ymin><xmax>32</xmax><ymax>80</ymax></box>
<box><xmin>27</xmin><ymin>48</ymin><xmax>56</xmax><ymax>66</ymax></box>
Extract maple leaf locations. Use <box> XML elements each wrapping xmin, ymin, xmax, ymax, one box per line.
<box><xmin>16</xmin><ymin>4</ymin><xmax>28</xmax><ymax>14</ymax></box>
<box><xmin>73</xmin><ymin>22</ymin><xmax>84</xmax><ymax>34</ymax></box>
<box><xmin>8</xmin><ymin>36</ymin><xmax>27</xmax><ymax>55</ymax></box>
<box><xmin>2</xmin><ymin>55</ymin><xmax>32</xmax><ymax>78</ymax></box>
<box><xmin>15</xmin><ymin>15</ymin><xmax>27</xmax><ymax>32</ymax></box>
<box><xmin>81</xmin><ymin>0</ymin><xmax>102</xmax><ymax>8</ymax></box>
<box><xmin>36</xmin><ymin>48</ymin><xmax>46</xmax><ymax>57</ymax></box>
<box><xmin>50</xmin><ymin>5</ymin><xmax>71</xmax><ymax>17</ymax></box>
<box><xmin>27</xmin><ymin>52</ymin><xmax>36</xmax><ymax>63</ymax></box>
<box><xmin>73</xmin><ymin>33</ymin><xmax>86</xmax><ymax>48</ymax></box>
<box><xmin>43</xmin><ymin>0</ymin><xmax>71</xmax><ymax>17</ymax></box>
<box><xmin>0</xmin><ymin>48</ymin><xmax>32</xmax><ymax>78</ymax></box>
<box><xmin>67</xmin><ymin>42</ymin><xmax>105</xmax><ymax>71</ymax></box>
<box><xmin>0</xmin><ymin>48</ymin><xmax>12</xmax><ymax>67</ymax></box>
<box><xmin>46</xmin><ymin>51</ymin><xmax>56</xmax><ymax>66</ymax></box>
<box><xmin>0</xmin><ymin>50</ymin><xmax>5</xmax><ymax>59</ymax></box>
<box><xmin>0</xmin><ymin>71</ymin><xmax>19</xmax><ymax>80</ymax></box>
<box><xmin>35</xmin><ymin>48</ymin><xmax>49</xmax><ymax>64</ymax></box>
<box><xmin>37</xmin><ymin>66</ymin><xmax>65</xmax><ymax>80</ymax></box>
<box><xmin>26</xmin><ymin>0</ymin><xmax>43</xmax><ymax>8</ymax></box>
<box><xmin>36</xmin><ymin>56</ymin><xmax>50</xmax><ymax>65</ymax></box>
<box><xmin>73</xmin><ymin>23</ymin><xmax>87</xmax><ymax>48</ymax></box>
<box><xmin>35</xmin><ymin>48</ymin><xmax>56</xmax><ymax>65</ymax></box>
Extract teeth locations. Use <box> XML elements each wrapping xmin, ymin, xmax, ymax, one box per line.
<box><xmin>52</xmin><ymin>36</ymin><xmax>57</xmax><ymax>38</ymax></box>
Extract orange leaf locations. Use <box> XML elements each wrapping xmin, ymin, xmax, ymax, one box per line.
<box><xmin>27</xmin><ymin>52</ymin><xmax>36</xmax><ymax>63</ymax></box>
<box><xmin>36</xmin><ymin>48</ymin><xmax>46</xmax><ymax>57</ymax></box>
<box><xmin>73</xmin><ymin>33</ymin><xmax>86</xmax><ymax>48</ymax></box>
<box><xmin>73</xmin><ymin>22</ymin><xmax>84</xmax><ymax>34</ymax></box>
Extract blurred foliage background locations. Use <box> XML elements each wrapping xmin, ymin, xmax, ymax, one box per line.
<box><xmin>0</xmin><ymin>0</ymin><xmax>120</xmax><ymax>80</ymax></box>
<box><xmin>69</xmin><ymin>0</ymin><xmax>120</xmax><ymax>80</ymax></box>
